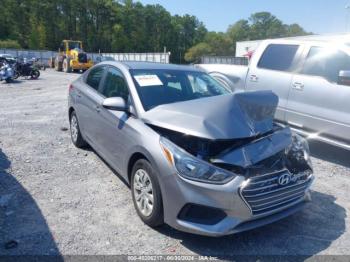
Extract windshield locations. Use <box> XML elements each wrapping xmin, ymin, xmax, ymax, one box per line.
<box><xmin>130</xmin><ymin>69</ymin><xmax>231</xmax><ymax>111</ymax></box>
<box><xmin>68</xmin><ymin>41</ymin><xmax>82</xmax><ymax>50</ymax></box>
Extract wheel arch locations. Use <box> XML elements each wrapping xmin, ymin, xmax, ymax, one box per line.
<box><xmin>68</xmin><ymin>106</ymin><xmax>75</xmax><ymax>120</ymax></box>
<box><xmin>127</xmin><ymin>152</ymin><xmax>150</xmax><ymax>184</ymax></box>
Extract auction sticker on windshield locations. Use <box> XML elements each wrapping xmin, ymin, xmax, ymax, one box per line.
<box><xmin>134</xmin><ymin>75</ymin><xmax>163</xmax><ymax>87</ymax></box>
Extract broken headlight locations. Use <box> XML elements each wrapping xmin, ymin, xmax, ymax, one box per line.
<box><xmin>160</xmin><ymin>137</ymin><xmax>236</xmax><ymax>184</ymax></box>
<box><xmin>286</xmin><ymin>134</ymin><xmax>313</xmax><ymax>170</ymax></box>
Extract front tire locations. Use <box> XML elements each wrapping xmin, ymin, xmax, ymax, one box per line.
<box><xmin>70</xmin><ymin>111</ymin><xmax>87</xmax><ymax>148</ymax></box>
<box><xmin>131</xmin><ymin>159</ymin><xmax>164</xmax><ymax>227</ymax></box>
<box><xmin>63</xmin><ymin>58</ymin><xmax>71</xmax><ymax>73</ymax></box>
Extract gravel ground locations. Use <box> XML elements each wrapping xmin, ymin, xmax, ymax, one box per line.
<box><xmin>0</xmin><ymin>69</ymin><xmax>349</xmax><ymax>259</ymax></box>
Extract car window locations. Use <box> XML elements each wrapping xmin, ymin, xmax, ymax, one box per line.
<box><xmin>188</xmin><ymin>74</ymin><xmax>225</xmax><ymax>95</ymax></box>
<box><xmin>86</xmin><ymin>66</ymin><xmax>105</xmax><ymax>91</ymax></box>
<box><xmin>302</xmin><ymin>47</ymin><xmax>350</xmax><ymax>83</ymax></box>
<box><xmin>101</xmin><ymin>67</ymin><xmax>129</xmax><ymax>100</ymax></box>
<box><xmin>258</xmin><ymin>44</ymin><xmax>299</xmax><ymax>71</ymax></box>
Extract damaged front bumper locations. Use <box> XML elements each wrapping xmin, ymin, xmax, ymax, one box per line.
<box><xmin>161</xmin><ymin>169</ymin><xmax>313</xmax><ymax>237</ymax></box>
<box><xmin>158</xmin><ymin>127</ymin><xmax>314</xmax><ymax>237</ymax></box>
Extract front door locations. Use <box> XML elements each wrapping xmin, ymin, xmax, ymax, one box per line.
<box><xmin>95</xmin><ymin>66</ymin><xmax>133</xmax><ymax>173</ymax></box>
<box><xmin>246</xmin><ymin>43</ymin><xmax>303</xmax><ymax>122</ymax></box>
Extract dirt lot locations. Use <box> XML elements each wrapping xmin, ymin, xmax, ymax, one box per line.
<box><xmin>0</xmin><ymin>69</ymin><xmax>350</xmax><ymax>259</ymax></box>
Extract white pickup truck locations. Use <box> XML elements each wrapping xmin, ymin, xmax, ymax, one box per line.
<box><xmin>197</xmin><ymin>38</ymin><xmax>350</xmax><ymax>150</ymax></box>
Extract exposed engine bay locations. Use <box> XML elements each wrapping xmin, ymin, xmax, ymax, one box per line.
<box><xmin>143</xmin><ymin>90</ymin><xmax>312</xmax><ymax>179</ymax></box>
<box><xmin>150</xmin><ymin>124</ymin><xmax>312</xmax><ymax>178</ymax></box>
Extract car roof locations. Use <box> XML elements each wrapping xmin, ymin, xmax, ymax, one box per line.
<box><xmin>263</xmin><ymin>34</ymin><xmax>350</xmax><ymax>46</ymax></box>
<box><xmin>106</xmin><ymin>61</ymin><xmax>200</xmax><ymax>72</ymax></box>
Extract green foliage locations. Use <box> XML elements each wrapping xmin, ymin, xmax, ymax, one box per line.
<box><xmin>184</xmin><ymin>43</ymin><xmax>212</xmax><ymax>63</ymax></box>
<box><xmin>204</xmin><ymin>32</ymin><xmax>233</xmax><ymax>56</ymax></box>
<box><xmin>227</xmin><ymin>20</ymin><xmax>251</xmax><ymax>42</ymax></box>
<box><xmin>285</xmin><ymin>23</ymin><xmax>310</xmax><ymax>37</ymax></box>
<box><xmin>0</xmin><ymin>40</ymin><xmax>22</xmax><ymax>49</ymax></box>
<box><xmin>249</xmin><ymin>12</ymin><xmax>286</xmax><ymax>40</ymax></box>
<box><xmin>0</xmin><ymin>1</ymin><xmax>310</xmax><ymax>63</ymax></box>
<box><xmin>224</xmin><ymin>12</ymin><xmax>311</xmax><ymax>54</ymax></box>
<box><xmin>0</xmin><ymin>0</ymin><xmax>207</xmax><ymax>63</ymax></box>
<box><xmin>228</xmin><ymin>12</ymin><xmax>303</xmax><ymax>44</ymax></box>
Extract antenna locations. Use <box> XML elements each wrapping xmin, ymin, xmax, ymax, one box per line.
<box><xmin>346</xmin><ymin>4</ymin><xmax>350</xmax><ymax>32</ymax></box>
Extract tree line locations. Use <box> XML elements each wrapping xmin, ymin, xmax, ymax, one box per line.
<box><xmin>184</xmin><ymin>12</ymin><xmax>311</xmax><ymax>62</ymax></box>
<box><xmin>0</xmin><ymin>0</ymin><xmax>310</xmax><ymax>63</ymax></box>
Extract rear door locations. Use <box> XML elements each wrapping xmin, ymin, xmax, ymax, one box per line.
<box><xmin>246</xmin><ymin>43</ymin><xmax>303</xmax><ymax>122</ymax></box>
<box><xmin>76</xmin><ymin>65</ymin><xmax>106</xmax><ymax>146</ymax></box>
<box><xmin>286</xmin><ymin>45</ymin><xmax>350</xmax><ymax>142</ymax></box>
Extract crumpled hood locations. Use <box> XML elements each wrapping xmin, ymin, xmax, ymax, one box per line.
<box><xmin>142</xmin><ymin>90</ymin><xmax>279</xmax><ymax>140</ymax></box>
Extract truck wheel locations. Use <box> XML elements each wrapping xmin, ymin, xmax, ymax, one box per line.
<box><xmin>55</xmin><ymin>58</ymin><xmax>62</xmax><ymax>72</ymax></box>
<box><xmin>63</xmin><ymin>58</ymin><xmax>71</xmax><ymax>73</ymax></box>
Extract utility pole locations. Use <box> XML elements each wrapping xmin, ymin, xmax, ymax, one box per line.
<box><xmin>346</xmin><ymin>5</ymin><xmax>350</xmax><ymax>32</ymax></box>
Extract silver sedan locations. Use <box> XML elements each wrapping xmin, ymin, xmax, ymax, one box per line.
<box><xmin>68</xmin><ymin>61</ymin><xmax>314</xmax><ymax>236</ymax></box>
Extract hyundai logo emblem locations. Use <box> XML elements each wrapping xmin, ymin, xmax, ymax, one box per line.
<box><xmin>278</xmin><ymin>173</ymin><xmax>291</xmax><ymax>186</ymax></box>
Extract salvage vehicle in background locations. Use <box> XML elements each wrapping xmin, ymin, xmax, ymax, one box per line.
<box><xmin>0</xmin><ymin>54</ymin><xmax>17</xmax><ymax>66</ymax></box>
<box><xmin>0</xmin><ymin>57</ymin><xmax>14</xmax><ymax>83</ymax></box>
<box><xmin>197</xmin><ymin>37</ymin><xmax>350</xmax><ymax>150</ymax></box>
<box><xmin>50</xmin><ymin>40</ymin><xmax>93</xmax><ymax>73</ymax></box>
<box><xmin>68</xmin><ymin>61</ymin><xmax>314</xmax><ymax>236</ymax></box>
<box><xmin>13</xmin><ymin>60</ymin><xmax>40</xmax><ymax>80</ymax></box>
<box><xmin>94</xmin><ymin>55</ymin><xmax>115</xmax><ymax>64</ymax></box>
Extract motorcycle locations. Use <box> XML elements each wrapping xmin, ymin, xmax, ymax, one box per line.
<box><xmin>0</xmin><ymin>61</ymin><xmax>14</xmax><ymax>83</ymax></box>
<box><xmin>13</xmin><ymin>60</ymin><xmax>40</xmax><ymax>80</ymax></box>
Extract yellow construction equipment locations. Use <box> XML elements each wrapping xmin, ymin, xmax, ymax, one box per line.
<box><xmin>50</xmin><ymin>40</ymin><xmax>93</xmax><ymax>72</ymax></box>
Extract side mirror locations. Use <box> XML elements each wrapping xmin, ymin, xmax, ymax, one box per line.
<box><xmin>338</xmin><ymin>70</ymin><xmax>350</xmax><ymax>86</ymax></box>
<box><xmin>102</xmin><ymin>97</ymin><xmax>127</xmax><ymax>111</ymax></box>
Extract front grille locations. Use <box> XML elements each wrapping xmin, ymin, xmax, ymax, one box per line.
<box><xmin>78</xmin><ymin>53</ymin><xmax>88</xmax><ymax>63</ymax></box>
<box><xmin>240</xmin><ymin>169</ymin><xmax>312</xmax><ymax>215</ymax></box>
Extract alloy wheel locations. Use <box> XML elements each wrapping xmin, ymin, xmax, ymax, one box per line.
<box><xmin>133</xmin><ymin>169</ymin><xmax>154</xmax><ymax>217</ymax></box>
<box><xmin>70</xmin><ymin>114</ymin><xmax>79</xmax><ymax>143</ymax></box>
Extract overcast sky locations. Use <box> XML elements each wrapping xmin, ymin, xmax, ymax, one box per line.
<box><xmin>140</xmin><ymin>0</ymin><xmax>350</xmax><ymax>34</ymax></box>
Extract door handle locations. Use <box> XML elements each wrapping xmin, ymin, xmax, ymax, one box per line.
<box><xmin>292</xmin><ymin>82</ymin><xmax>304</xmax><ymax>91</ymax></box>
<box><xmin>250</xmin><ymin>75</ymin><xmax>259</xmax><ymax>82</ymax></box>
<box><xmin>95</xmin><ymin>105</ymin><xmax>101</xmax><ymax>113</ymax></box>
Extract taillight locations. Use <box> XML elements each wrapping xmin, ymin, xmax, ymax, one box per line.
<box><xmin>69</xmin><ymin>84</ymin><xmax>74</xmax><ymax>92</ymax></box>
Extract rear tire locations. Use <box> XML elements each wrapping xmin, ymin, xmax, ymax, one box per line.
<box><xmin>55</xmin><ymin>57</ymin><xmax>63</xmax><ymax>71</ymax></box>
<box><xmin>70</xmin><ymin>111</ymin><xmax>87</xmax><ymax>148</ymax></box>
<box><xmin>30</xmin><ymin>69</ymin><xmax>40</xmax><ymax>79</ymax></box>
<box><xmin>131</xmin><ymin>159</ymin><xmax>164</xmax><ymax>227</ymax></box>
<box><xmin>63</xmin><ymin>58</ymin><xmax>71</xmax><ymax>73</ymax></box>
